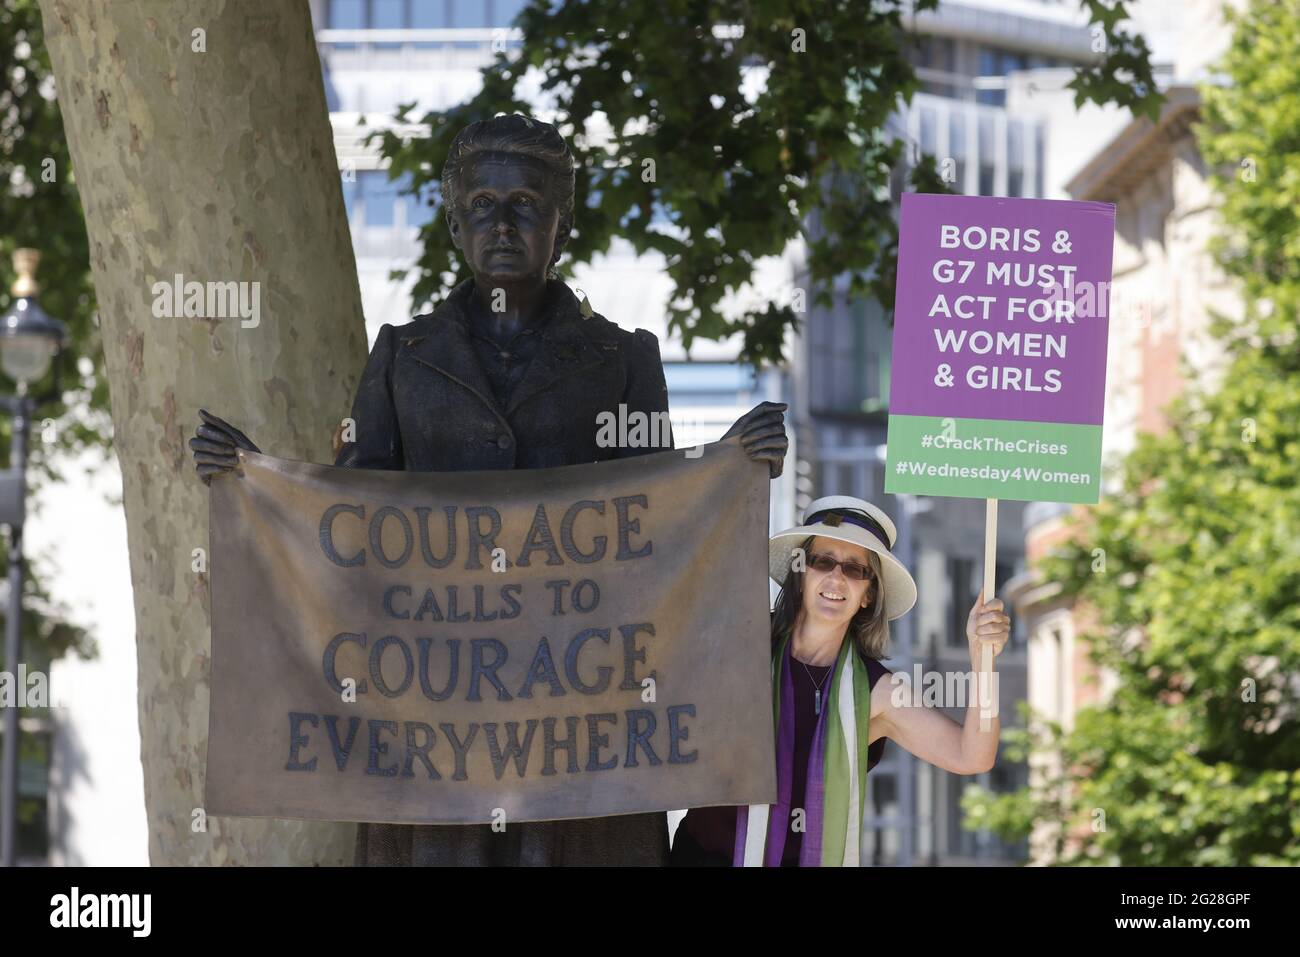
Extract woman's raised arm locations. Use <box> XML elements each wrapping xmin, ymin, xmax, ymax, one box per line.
<box><xmin>872</xmin><ymin>590</ymin><xmax>1009</xmax><ymax>774</ymax></box>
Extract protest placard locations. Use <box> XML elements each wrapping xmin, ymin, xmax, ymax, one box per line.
<box><xmin>885</xmin><ymin>192</ymin><xmax>1116</xmax><ymax>728</ymax></box>
<box><xmin>885</xmin><ymin>192</ymin><xmax>1115</xmax><ymax>505</ymax></box>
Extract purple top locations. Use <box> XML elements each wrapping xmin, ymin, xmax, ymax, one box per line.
<box><xmin>678</xmin><ymin>644</ymin><xmax>892</xmax><ymax>865</ymax></box>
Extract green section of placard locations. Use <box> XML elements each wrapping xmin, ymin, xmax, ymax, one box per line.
<box><xmin>884</xmin><ymin>415</ymin><xmax>1103</xmax><ymax>503</ymax></box>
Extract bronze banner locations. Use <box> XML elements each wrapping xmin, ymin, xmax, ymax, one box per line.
<box><xmin>204</xmin><ymin>438</ymin><xmax>777</xmax><ymax>824</ymax></box>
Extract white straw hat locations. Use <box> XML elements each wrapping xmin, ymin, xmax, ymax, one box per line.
<box><xmin>768</xmin><ymin>495</ymin><xmax>918</xmax><ymax>621</ymax></box>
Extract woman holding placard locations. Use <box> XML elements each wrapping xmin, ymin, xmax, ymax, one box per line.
<box><xmin>670</xmin><ymin>495</ymin><xmax>1010</xmax><ymax>866</ymax></box>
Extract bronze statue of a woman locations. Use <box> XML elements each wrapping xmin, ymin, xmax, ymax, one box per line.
<box><xmin>191</xmin><ymin>113</ymin><xmax>788</xmax><ymax>865</ymax></box>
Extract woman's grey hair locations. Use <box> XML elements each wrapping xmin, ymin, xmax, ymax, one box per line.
<box><xmin>441</xmin><ymin>113</ymin><xmax>576</xmax><ymax>278</ymax></box>
<box><xmin>771</xmin><ymin>535</ymin><xmax>892</xmax><ymax>662</ymax></box>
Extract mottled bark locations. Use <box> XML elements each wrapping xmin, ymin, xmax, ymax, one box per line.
<box><xmin>39</xmin><ymin>0</ymin><xmax>362</xmax><ymax>864</ymax></box>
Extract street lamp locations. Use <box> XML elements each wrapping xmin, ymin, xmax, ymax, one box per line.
<box><xmin>0</xmin><ymin>248</ymin><xmax>69</xmax><ymax>867</ymax></box>
<box><xmin>0</xmin><ymin>249</ymin><xmax>67</xmax><ymax>389</ymax></box>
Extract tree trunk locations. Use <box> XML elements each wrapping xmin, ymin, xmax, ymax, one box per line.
<box><xmin>39</xmin><ymin>0</ymin><xmax>363</xmax><ymax>864</ymax></box>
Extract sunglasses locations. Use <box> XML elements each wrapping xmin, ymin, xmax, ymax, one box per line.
<box><xmin>807</xmin><ymin>552</ymin><xmax>874</xmax><ymax>582</ymax></box>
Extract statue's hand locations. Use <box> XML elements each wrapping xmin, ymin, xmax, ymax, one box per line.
<box><xmin>720</xmin><ymin>400</ymin><xmax>789</xmax><ymax>479</ymax></box>
<box><xmin>190</xmin><ymin>408</ymin><xmax>261</xmax><ymax>486</ymax></box>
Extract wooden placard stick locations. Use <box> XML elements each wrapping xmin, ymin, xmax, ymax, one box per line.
<box><xmin>980</xmin><ymin>498</ymin><xmax>999</xmax><ymax>733</ymax></box>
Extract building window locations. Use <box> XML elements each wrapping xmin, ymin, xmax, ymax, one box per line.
<box><xmin>328</xmin><ymin>0</ymin><xmax>365</xmax><ymax>29</ymax></box>
<box><xmin>370</xmin><ymin>0</ymin><xmax>404</xmax><ymax>48</ymax></box>
<box><xmin>948</xmin><ymin>111</ymin><xmax>967</xmax><ymax>188</ymax></box>
<box><xmin>949</xmin><ymin>557</ymin><xmax>974</xmax><ymax>646</ymax></box>
<box><xmin>948</xmin><ymin>775</ymin><xmax>969</xmax><ymax>855</ymax></box>
<box><xmin>450</xmin><ymin>0</ymin><xmax>492</xmax><ymax>27</ymax></box>
<box><xmin>494</xmin><ymin>0</ymin><xmax>530</xmax><ymax>26</ymax></box>
<box><xmin>0</xmin><ymin>722</ymin><xmax>51</xmax><ymax>862</ymax></box>
<box><xmin>949</xmin><ymin>556</ymin><xmax>1011</xmax><ymax>645</ymax></box>
<box><xmin>868</xmin><ymin>766</ymin><xmax>899</xmax><ymax>866</ymax></box>
<box><xmin>924</xmin><ymin>35</ymin><xmax>955</xmax><ymax>72</ymax></box>
<box><xmin>1008</xmin><ymin>120</ymin><xmax>1025</xmax><ymax>197</ymax></box>
<box><xmin>409</xmin><ymin>0</ymin><xmax>443</xmax><ymax>27</ymax></box>
<box><xmin>663</xmin><ymin>363</ymin><xmax>757</xmax><ymax>404</ymax></box>
<box><xmin>920</xmin><ymin>106</ymin><xmax>937</xmax><ymax>157</ymax></box>
<box><xmin>862</xmin><ymin>297</ymin><xmax>890</xmax><ymax>413</ymax></box>
<box><xmin>359</xmin><ymin>171</ymin><xmax>398</xmax><ymax>227</ymax></box>
<box><xmin>808</xmin><ymin>294</ymin><xmax>890</xmax><ymax>417</ymax></box>
<box><xmin>974</xmin><ymin>45</ymin><xmax>1032</xmax><ymax>108</ymax></box>
<box><xmin>977</xmin><ymin>112</ymin><xmax>995</xmax><ymax>196</ymax></box>
<box><xmin>327</xmin><ymin>0</ymin><xmax>364</xmax><ymax>48</ymax></box>
<box><xmin>328</xmin><ymin>0</ymin><xmax>524</xmax><ymax>30</ymax></box>
<box><xmin>406</xmin><ymin>180</ymin><xmax>437</xmax><ymax>228</ymax></box>
<box><xmin>348</xmin><ymin>170</ymin><xmax>434</xmax><ymax>243</ymax></box>
<box><xmin>371</xmin><ymin>0</ymin><xmax>404</xmax><ymax>27</ymax></box>
<box><xmin>1035</xmin><ymin>125</ymin><xmax>1045</xmax><ymax>198</ymax></box>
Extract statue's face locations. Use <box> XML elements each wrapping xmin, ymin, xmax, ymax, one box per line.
<box><xmin>449</xmin><ymin>150</ymin><xmax>561</xmax><ymax>285</ymax></box>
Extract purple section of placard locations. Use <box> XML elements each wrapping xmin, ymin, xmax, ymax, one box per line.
<box><xmin>888</xmin><ymin>193</ymin><xmax>1115</xmax><ymax>426</ymax></box>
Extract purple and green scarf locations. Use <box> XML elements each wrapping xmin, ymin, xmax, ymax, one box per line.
<box><xmin>734</xmin><ymin>631</ymin><xmax>873</xmax><ymax>866</ymax></box>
